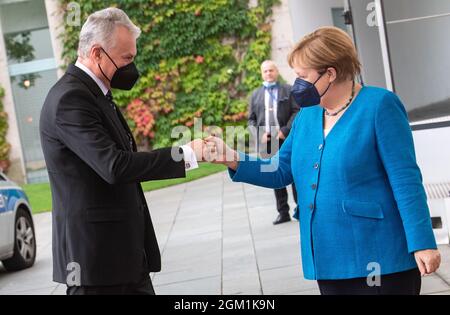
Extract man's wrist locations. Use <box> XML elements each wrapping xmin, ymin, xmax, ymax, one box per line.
<box><xmin>180</xmin><ymin>145</ymin><xmax>199</xmax><ymax>171</ymax></box>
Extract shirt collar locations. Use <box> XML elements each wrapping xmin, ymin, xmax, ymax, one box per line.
<box><xmin>263</xmin><ymin>81</ymin><xmax>279</xmax><ymax>89</ymax></box>
<box><xmin>75</xmin><ymin>61</ymin><xmax>109</xmax><ymax>96</ymax></box>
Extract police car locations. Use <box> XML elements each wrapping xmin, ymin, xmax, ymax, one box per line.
<box><xmin>0</xmin><ymin>172</ymin><xmax>36</xmax><ymax>271</ymax></box>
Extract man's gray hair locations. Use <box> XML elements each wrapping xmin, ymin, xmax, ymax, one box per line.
<box><xmin>78</xmin><ymin>7</ymin><xmax>141</xmax><ymax>57</ymax></box>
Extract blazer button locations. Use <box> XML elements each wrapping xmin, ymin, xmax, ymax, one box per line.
<box><xmin>318</xmin><ymin>144</ymin><xmax>323</xmax><ymax>151</ymax></box>
<box><xmin>311</xmin><ymin>184</ymin><xmax>317</xmax><ymax>190</ymax></box>
<box><xmin>309</xmin><ymin>203</ymin><xmax>314</xmax><ymax>211</ymax></box>
<box><xmin>314</xmin><ymin>163</ymin><xmax>319</xmax><ymax>169</ymax></box>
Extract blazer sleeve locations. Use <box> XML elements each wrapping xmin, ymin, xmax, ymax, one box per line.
<box><xmin>375</xmin><ymin>92</ymin><xmax>437</xmax><ymax>253</ymax></box>
<box><xmin>229</xmin><ymin>114</ymin><xmax>298</xmax><ymax>189</ymax></box>
<box><xmin>55</xmin><ymin>89</ymin><xmax>186</xmax><ymax>185</ymax></box>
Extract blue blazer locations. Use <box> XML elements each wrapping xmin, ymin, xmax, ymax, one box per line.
<box><xmin>230</xmin><ymin>86</ymin><xmax>437</xmax><ymax>280</ymax></box>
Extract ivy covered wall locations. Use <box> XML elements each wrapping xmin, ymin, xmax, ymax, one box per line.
<box><xmin>60</xmin><ymin>0</ymin><xmax>279</xmax><ymax>148</ymax></box>
<box><xmin>0</xmin><ymin>86</ymin><xmax>11</xmax><ymax>171</ymax></box>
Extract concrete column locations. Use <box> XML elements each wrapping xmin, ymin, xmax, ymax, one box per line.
<box><xmin>0</xmin><ymin>18</ymin><xmax>26</xmax><ymax>184</ymax></box>
<box><xmin>270</xmin><ymin>0</ymin><xmax>296</xmax><ymax>84</ymax></box>
<box><xmin>288</xmin><ymin>0</ymin><xmax>344</xmax><ymax>41</ymax></box>
<box><xmin>45</xmin><ymin>0</ymin><xmax>66</xmax><ymax>79</ymax></box>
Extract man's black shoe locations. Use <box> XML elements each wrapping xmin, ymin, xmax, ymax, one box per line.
<box><xmin>273</xmin><ymin>214</ymin><xmax>291</xmax><ymax>225</ymax></box>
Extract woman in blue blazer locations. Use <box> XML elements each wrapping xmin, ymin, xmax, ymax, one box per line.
<box><xmin>205</xmin><ymin>27</ymin><xmax>440</xmax><ymax>295</ymax></box>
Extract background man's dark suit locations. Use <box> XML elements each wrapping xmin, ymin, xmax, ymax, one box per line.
<box><xmin>40</xmin><ymin>65</ymin><xmax>186</xmax><ymax>292</ymax></box>
<box><xmin>248</xmin><ymin>83</ymin><xmax>299</xmax><ymax>220</ymax></box>
<box><xmin>249</xmin><ymin>83</ymin><xmax>299</xmax><ymax>147</ymax></box>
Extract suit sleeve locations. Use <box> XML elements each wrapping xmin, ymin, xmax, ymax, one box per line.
<box><xmin>375</xmin><ymin>92</ymin><xmax>437</xmax><ymax>253</ymax></box>
<box><xmin>248</xmin><ymin>92</ymin><xmax>258</xmax><ymax>128</ymax></box>
<box><xmin>280</xmin><ymin>85</ymin><xmax>300</xmax><ymax>137</ymax></box>
<box><xmin>55</xmin><ymin>90</ymin><xmax>186</xmax><ymax>185</ymax></box>
<box><xmin>248</xmin><ymin>91</ymin><xmax>260</xmax><ymax>149</ymax></box>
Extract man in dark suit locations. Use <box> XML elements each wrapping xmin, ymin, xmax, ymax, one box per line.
<box><xmin>248</xmin><ymin>60</ymin><xmax>299</xmax><ymax>225</ymax></box>
<box><xmin>40</xmin><ymin>8</ymin><xmax>204</xmax><ymax>295</ymax></box>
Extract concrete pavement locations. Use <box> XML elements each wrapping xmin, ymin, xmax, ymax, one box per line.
<box><xmin>1</xmin><ymin>172</ymin><xmax>449</xmax><ymax>295</ymax></box>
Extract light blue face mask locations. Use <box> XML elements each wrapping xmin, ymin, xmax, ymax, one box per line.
<box><xmin>263</xmin><ymin>81</ymin><xmax>278</xmax><ymax>89</ymax></box>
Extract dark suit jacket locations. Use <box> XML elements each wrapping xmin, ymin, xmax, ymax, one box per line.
<box><xmin>248</xmin><ymin>83</ymin><xmax>300</xmax><ymax>152</ymax></box>
<box><xmin>40</xmin><ymin>65</ymin><xmax>186</xmax><ymax>286</ymax></box>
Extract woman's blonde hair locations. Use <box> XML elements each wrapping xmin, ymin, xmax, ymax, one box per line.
<box><xmin>288</xmin><ymin>26</ymin><xmax>361</xmax><ymax>82</ymax></box>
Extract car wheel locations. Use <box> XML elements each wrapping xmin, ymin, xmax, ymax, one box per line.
<box><xmin>2</xmin><ymin>208</ymin><xmax>36</xmax><ymax>271</ymax></box>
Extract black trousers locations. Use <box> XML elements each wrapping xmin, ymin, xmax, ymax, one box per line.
<box><xmin>261</xmin><ymin>138</ymin><xmax>298</xmax><ymax>215</ymax></box>
<box><xmin>317</xmin><ymin>268</ymin><xmax>421</xmax><ymax>295</ymax></box>
<box><xmin>66</xmin><ymin>274</ymin><xmax>155</xmax><ymax>295</ymax></box>
<box><xmin>275</xmin><ymin>183</ymin><xmax>298</xmax><ymax>214</ymax></box>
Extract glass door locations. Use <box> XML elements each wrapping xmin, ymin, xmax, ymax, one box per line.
<box><xmin>0</xmin><ymin>0</ymin><xmax>58</xmax><ymax>183</ymax></box>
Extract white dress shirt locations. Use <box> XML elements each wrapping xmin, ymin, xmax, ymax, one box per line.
<box><xmin>75</xmin><ymin>61</ymin><xmax>109</xmax><ymax>96</ymax></box>
<box><xmin>74</xmin><ymin>61</ymin><xmax>198</xmax><ymax>171</ymax></box>
<box><xmin>264</xmin><ymin>87</ymin><xmax>281</xmax><ymax>133</ymax></box>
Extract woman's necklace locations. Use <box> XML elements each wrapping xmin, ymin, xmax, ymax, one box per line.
<box><xmin>324</xmin><ymin>81</ymin><xmax>356</xmax><ymax>117</ymax></box>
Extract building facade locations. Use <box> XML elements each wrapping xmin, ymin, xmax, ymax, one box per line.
<box><xmin>0</xmin><ymin>0</ymin><xmax>64</xmax><ymax>184</ymax></box>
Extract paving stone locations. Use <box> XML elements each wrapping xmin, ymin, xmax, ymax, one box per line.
<box><xmin>1</xmin><ymin>171</ymin><xmax>449</xmax><ymax>296</ymax></box>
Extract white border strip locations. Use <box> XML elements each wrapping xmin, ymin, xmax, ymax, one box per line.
<box><xmin>387</xmin><ymin>12</ymin><xmax>450</xmax><ymax>25</ymax></box>
<box><xmin>411</xmin><ymin>116</ymin><xmax>450</xmax><ymax>126</ymax></box>
<box><xmin>375</xmin><ymin>0</ymin><xmax>394</xmax><ymax>92</ymax></box>
<box><xmin>8</xmin><ymin>58</ymin><xmax>56</xmax><ymax>76</ymax></box>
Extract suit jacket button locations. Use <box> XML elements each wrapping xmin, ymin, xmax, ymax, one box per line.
<box><xmin>309</xmin><ymin>203</ymin><xmax>314</xmax><ymax>211</ymax></box>
<box><xmin>311</xmin><ymin>184</ymin><xmax>317</xmax><ymax>190</ymax></box>
<box><xmin>318</xmin><ymin>144</ymin><xmax>323</xmax><ymax>151</ymax></box>
<box><xmin>314</xmin><ymin>163</ymin><xmax>319</xmax><ymax>169</ymax></box>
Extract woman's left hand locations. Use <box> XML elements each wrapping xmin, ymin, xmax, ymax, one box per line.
<box><xmin>414</xmin><ymin>249</ymin><xmax>441</xmax><ymax>276</ymax></box>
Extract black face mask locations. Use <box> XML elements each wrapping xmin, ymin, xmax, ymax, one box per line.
<box><xmin>98</xmin><ymin>48</ymin><xmax>139</xmax><ymax>90</ymax></box>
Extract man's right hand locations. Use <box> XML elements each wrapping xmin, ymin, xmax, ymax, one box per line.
<box><xmin>186</xmin><ymin>139</ymin><xmax>206</xmax><ymax>161</ymax></box>
<box><xmin>204</xmin><ymin>136</ymin><xmax>239</xmax><ymax>170</ymax></box>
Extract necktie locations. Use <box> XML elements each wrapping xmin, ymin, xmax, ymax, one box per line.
<box><xmin>105</xmin><ymin>91</ymin><xmax>134</xmax><ymax>152</ymax></box>
<box><xmin>105</xmin><ymin>91</ymin><xmax>113</xmax><ymax>102</ymax></box>
<box><xmin>267</xmin><ymin>86</ymin><xmax>277</xmax><ymax>134</ymax></box>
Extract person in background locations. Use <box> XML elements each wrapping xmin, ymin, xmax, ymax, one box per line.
<box><xmin>248</xmin><ymin>60</ymin><xmax>300</xmax><ymax>225</ymax></box>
